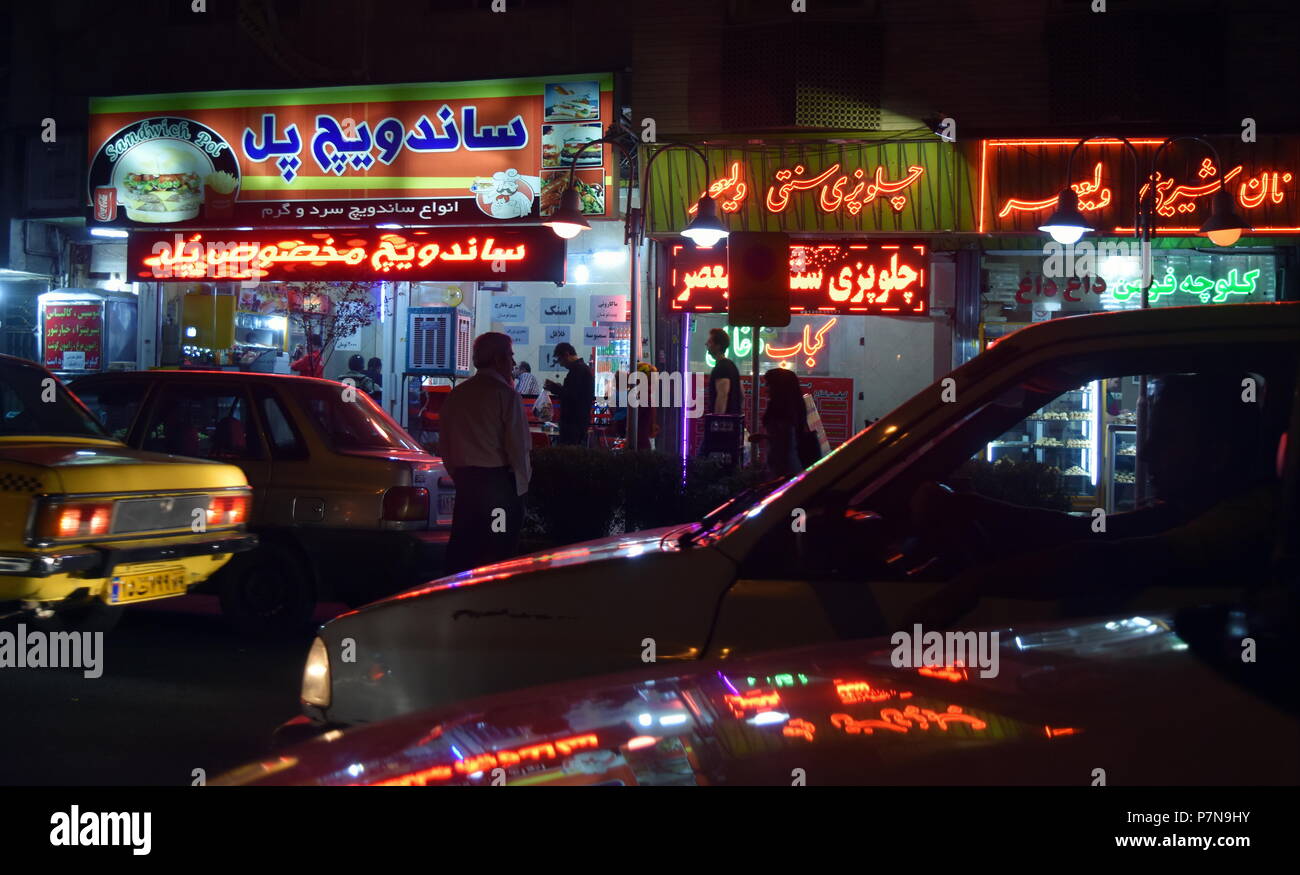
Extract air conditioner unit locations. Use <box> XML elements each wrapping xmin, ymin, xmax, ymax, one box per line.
<box><xmin>407</xmin><ymin>307</ymin><xmax>472</xmax><ymax>377</ymax></box>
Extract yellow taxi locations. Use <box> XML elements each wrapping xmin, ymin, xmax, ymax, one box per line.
<box><xmin>0</xmin><ymin>354</ymin><xmax>256</xmax><ymax>631</ymax></box>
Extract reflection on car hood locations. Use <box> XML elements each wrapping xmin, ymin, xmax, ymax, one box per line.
<box><xmin>349</xmin><ymin>525</ymin><xmax>691</xmax><ymax>615</ymax></box>
<box><xmin>219</xmin><ymin>613</ymin><xmax>1300</xmax><ymax>786</ymax></box>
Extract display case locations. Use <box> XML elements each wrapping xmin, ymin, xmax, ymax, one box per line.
<box><xmin>987</xmin><ymin>382</ymin><xmax>1101</xmax><ymax>508</ymax></box>
<box><xmin>1106</xmin><ymin>425</ymin><xmax>1138</xmax><ymax>513</ymax></box>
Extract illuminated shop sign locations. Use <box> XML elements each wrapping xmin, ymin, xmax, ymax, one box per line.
<box><xmin>128</xmin><ymin>228</ymin><xmax>567</xmax><ymax>283</ymax></box>
<box><xmin>1009</xmin><ymin>267</ymin><xmax>1261</xmax><ymax>306</ymax></box>
<box><xmin>980</xmin><ymin>137</ymin><xmax>1300</xmax><ymax>235</ymax></box>
<box><xmin>668</xmin><ymin>241</ymin><xmax>927</xmax><ymax>315</ymax></box>
<box><xmin>647</xmin><ymin>140</ymin><xmax>970</xmax><ymax>234</ymax></box>
<box><xmin>88</xmin><ymin>74</ymin><xmax>614</xmax><ymax>228</ymax></box>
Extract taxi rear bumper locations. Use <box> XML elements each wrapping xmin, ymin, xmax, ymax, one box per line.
<box><xmin>0</xmin><ymin>532</ymin><xmax>259</xmax><ymax>579</ymax></box>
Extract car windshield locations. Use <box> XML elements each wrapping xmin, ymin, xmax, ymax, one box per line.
<box><xmin>0</xmin><ymin>358</ymin><xmax>112</xmax><ymax>439</ymax></box>
<box><xmin>296</xmin><ymin>382</ymin><xmax>424</xmax><ymax>452</ymax></box>
<box><xmin>677</xmin><ymin>475</ymin><xmax>791</xmax><ymax>545</ymax></box>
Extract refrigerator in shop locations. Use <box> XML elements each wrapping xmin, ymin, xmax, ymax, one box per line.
<box><xmin>1106</xmin><ymin>425</ymin><xmax>1139</xmax><ymax>513</ymax></box>
<box><xmin>985</xmin><ymin>383</ymin><xmax>1102</xmax><ymax>510</ymax></box>
<box><xmin>39</xmin><ymin>289</ymin><xmax>138</xmax><ymax>377</ymax></box>
<box><xmin>982</xmin><ymin>321</ymin><xmax>1101</xmax><ymax>510</ymax></box>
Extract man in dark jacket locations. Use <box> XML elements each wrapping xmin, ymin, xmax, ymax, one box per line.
<box><xmin>545</xmin><ymin>342</ymin><xmax>595</xmax><ymax>446</ymax></box>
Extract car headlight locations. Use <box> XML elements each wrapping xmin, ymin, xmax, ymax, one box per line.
<box><xmin>301</xmin><ymin>636</ymin><xmax>331</xmax><ymax>708</ymax></box>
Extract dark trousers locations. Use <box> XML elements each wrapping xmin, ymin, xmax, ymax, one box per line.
<box><xmin>558</xmin><ymin>420</ymin><xmax>589</xmax><ymax>446</ymax></box>
<box><xmin>444</xmin><ymin>466</ymin><xmax>523</xmax><ymax>575</ymax></box>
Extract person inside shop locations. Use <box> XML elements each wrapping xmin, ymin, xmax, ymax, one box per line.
<box><xmin>291</xmin><ymin>332</ymin><xmax>325</xmax><ymax>378</ymax></box>
<box><xmin>544</xmin><ymin>342</ymin><xmax>595</xmax><ymax>446</ymax></box>
<box><xmin>906</xmin><ymin>371</ymin><xmax>1284</xmax><ymax>628</ymax></box>
<box><xmin>610</xmin><ymin>362</ymin><xmax>657</xmax><ymax>449</ymax></box>
<box><xmin>336</xmin><ymin>354</ymin><xmax>379</xmax><ymax>398</ymax></box>
<box><xmin>706</xmin><ymin>328</ymin><xmax>743</xmax><ymax>417</ymax></box>
<box><xmin>438</xmin><ymin>332</ymin><xmax>532</xmax><ymax>575</ymax></box>
<box><xmin>366</xmin><ymin>357</ymin><xmax>384</xmax><ymax>403</ymax></box>
<box><xmin>757</xmin><ymin>367</ymin><xmax>815</xmax><ymax>477</ymax></box>
<box><xmin>514</xmin><ymin>360</ymin><xmax>541</xmax><ymax>397</ymax></box>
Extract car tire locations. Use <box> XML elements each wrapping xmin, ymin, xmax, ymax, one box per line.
<box><xmin>218</xmin><ymin>544</ymin><xmax>316</xmax><ymax>638</ymax></box>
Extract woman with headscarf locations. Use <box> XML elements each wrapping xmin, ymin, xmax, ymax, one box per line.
<box><xmin>761</xmin><ymin>367</ymin><xmax>808</xmax><ymax>476</ymax></box>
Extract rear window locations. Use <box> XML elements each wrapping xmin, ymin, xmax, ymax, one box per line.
<box><xmin>296</xmin><ymin>382</ymin><xmax>423</xmax><ymax>452</ymax></box>
<box><xmin>71</xmin><ymin>379</ymin><xmax>149</xmax><ymax>441</ymax></box>
<box><xmin>1</xmin><ymin>359</ymin><xmax>110</xmax><ymax>439</ymax></box>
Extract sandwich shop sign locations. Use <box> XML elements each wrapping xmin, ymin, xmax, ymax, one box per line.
<box><xmin>87</xmin><ymin>74</ymin><xmax>614</xmax><ymax>228</ymax></box>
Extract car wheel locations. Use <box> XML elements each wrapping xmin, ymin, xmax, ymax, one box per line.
<box><xmin>218</xmin><ymin>545</ymin><xmax>316</xmax><ymax>638</ymax></box>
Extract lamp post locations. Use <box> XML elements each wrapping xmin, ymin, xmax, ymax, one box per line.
<box><xmin>545</xmin><ymin>135</ymin><xmax>726</xmax><ymax>450</ymax></box>
<box><xmin>1039</xmin><ymin>135</ymin><xmax>1251</xmax><ymax>304</ymax></box>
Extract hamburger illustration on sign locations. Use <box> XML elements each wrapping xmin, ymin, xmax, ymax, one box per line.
<box><xmin>87</xmin><ymin>117</ymin><xmax>240</xmax><ymax>226</ymax></box>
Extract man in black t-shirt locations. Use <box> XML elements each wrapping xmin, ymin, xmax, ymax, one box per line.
<box><xmin>545</xmin><ymin>342</ymin><xmax>595</xmax><ymax>445</ymax></box>
<box><xmin>706</xmin><ymin>328</ymin><xmax>743</xmax><ymax>416</ymax></box>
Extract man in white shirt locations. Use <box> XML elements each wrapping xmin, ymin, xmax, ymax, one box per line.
<box><xmin>438</xmin><ymin>332</ymin><xmax>533</xmax><ymax>574</ymax></box>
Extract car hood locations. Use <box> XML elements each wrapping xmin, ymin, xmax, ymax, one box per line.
<box><xmin>0</xmin><ymin>439</ymin><xmax>247</xmax><ymax>494</ymax></box>
<box><xmin>343</xmin><ymin>524</ymin><xmax>691</xmax><ymax>615</ymax></box>
<box><xmin>221</xmin><ymin>612</ymin><xmax>1300</xmax><ymax>786</ymax></box>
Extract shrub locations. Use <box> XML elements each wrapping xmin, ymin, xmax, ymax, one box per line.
<box><xmin>525</xmin><ymin>446</ymin><xmax>622</xmax><ymax>543</ymax></box>
<box><xmin>524</xmin><ymin>447</ymin><xmax>782</xmax><ymax>545</ymax></box>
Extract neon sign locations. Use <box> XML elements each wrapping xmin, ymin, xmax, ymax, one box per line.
<box><xmin>687</xmin><ymin>161</ymin><xmax>748</xmax><ymax>215</ymax></box>
<box><xmin>767</xmin><ymin>163</ymin><xmax>925</xmax><ymax>215</ymax></box>
<box><xmin>1113</xmin><ymin>265</ymin><xmax>1261</xmax><ymax>304</ymax></box>
<box><xmin>703</xmin><ymin>319</ymin><xmax>838</xmax><ymax>370</ymax></box>
<box><xmin>668</xmin><ymin>241</ymin><xmax>927</xmax><ymax>315</ymax></box>
<box><xmin>980</xmin><ymin>137</ymin><xmax>1300</xmax><ymax>235</ymax></box>
<box><xmin>128</xmin><ymin>228</ymin><xmax>567</xmax><ymax>283</ymax></box>
<box><xmin>766</xmin><ymin>317</ymin><xmax>837</xmax><ymax>368</ymax></box>
<box><xmin>371</xmin><ymin>733</ymin><xmax>601</xmax><ymax>786</ymax></box>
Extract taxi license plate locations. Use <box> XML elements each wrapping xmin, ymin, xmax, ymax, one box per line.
<box><xmin>107</xmin><ymin>568</ymin><xmax>188</xmax><ymax>605</ymax></box>
<box><xmin>438</xmin><ymin>493</ymin><xmax>455</xmax><ymax>516</ymax></box>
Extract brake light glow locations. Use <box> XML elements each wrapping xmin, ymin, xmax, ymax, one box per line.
<box><xmin>37</xmin><ymin>501</ymin><xmax>116</xmax><ymax>541</ymax></box>
<box><xmin>207</xmin><ymin>493</ymin><xmax>251</xmax><ymax>527</ymax></box>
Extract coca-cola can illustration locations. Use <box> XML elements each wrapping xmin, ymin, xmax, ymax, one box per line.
<box><xmin>93</xmin><ymin>186</ymin><xmax>118</xmax><ymax>222</ymax></box>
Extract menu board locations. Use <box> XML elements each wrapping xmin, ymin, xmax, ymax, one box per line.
<box><xmin>688</xmin><ymin>375</ymin><xmax>855</xmax><ymax>455</ymax></box>
<box><xmin>43</xmin><ymin>303</ymin><xmax>103</xmax><ymax>371</ymax></box>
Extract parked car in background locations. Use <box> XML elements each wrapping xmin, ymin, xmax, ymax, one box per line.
<box><xmin>0</xmin><ymin>355</ymin><xmax>255</xmax><ymax>632</ymax></box>
<box><xmin>68</xmin><ymin>370</ymin><xmax>454</xmax><ymax>636</ymax></box>
<box><xmin>221</xmin><ymin>607</ymin><xmax>1300</xmax><ymax>786</ymax></box>
<box><xmin>285</xmin><ymin>303</ymin><xmax>1299</xmax><ymax>731</ymax></box>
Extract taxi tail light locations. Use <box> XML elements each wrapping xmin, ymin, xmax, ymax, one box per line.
<box><xmin>383</xmin><ymin>486</ymin><xmax>429</xmax><ymax>521</ymax></box>
<box><xmin>207</xmin><ymin>493</ymin><xmax>251</xmax><ymax>527</ymax></box>
<box><xmin>35</xmin><ymin>500</ymin><xmax>115</xmax><ymax>541</ymax></box>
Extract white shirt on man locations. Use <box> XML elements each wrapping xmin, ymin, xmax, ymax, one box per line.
<box><xmin>438</xmin><ymin>368</ymin><xmax>532</xmax><ymax>496</ymax></box>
